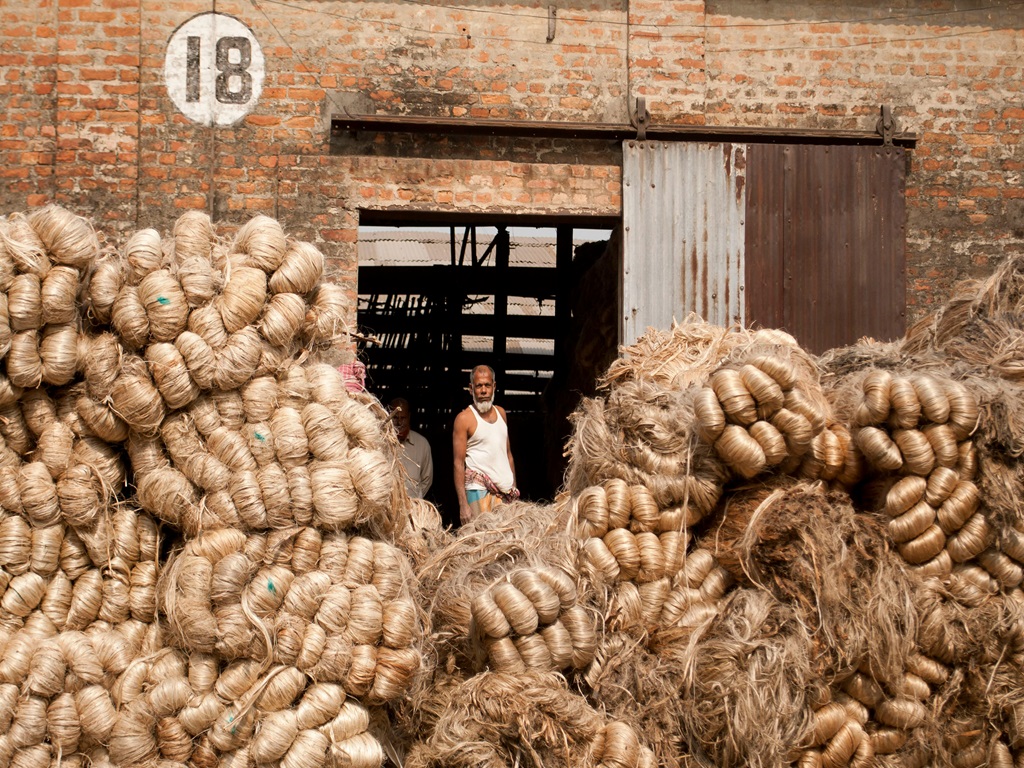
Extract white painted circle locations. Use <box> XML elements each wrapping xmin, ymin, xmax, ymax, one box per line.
<box><xmin>164</xmin><ymin>13</ymin><xmax>265</xmax><ymax>127</ymax></box>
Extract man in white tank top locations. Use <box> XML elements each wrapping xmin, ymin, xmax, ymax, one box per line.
<box><xmin>453</xmin><ymin>364</ymin><xmax>518</xmax><ymax>525</ymax></box>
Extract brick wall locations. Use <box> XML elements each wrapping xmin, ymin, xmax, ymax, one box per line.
<box><xmin>2</xmin><ymin>0</ymin><xmax>1022</xmax><ymax>325</ymax></box>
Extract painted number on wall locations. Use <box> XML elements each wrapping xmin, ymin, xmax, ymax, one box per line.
<box><xmin>165</xmin><ymin>13</ymin><xmax>265</xmax><ymax>127</ymax></box>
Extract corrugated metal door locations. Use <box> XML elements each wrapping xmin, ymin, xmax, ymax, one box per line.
<box><xmin>746</xmin><ymin>144</ymin><xmax>906</xmax><ymax>354</ymax></box>
<box><xmin>621</xmin><ymin>141</ymin><xmax>747</xmax><ymax>344</ymax></box>
<box><xmin>622</xmin><ymin>141</ymin><xmax>906</xmax><ymax>354</ymax></box>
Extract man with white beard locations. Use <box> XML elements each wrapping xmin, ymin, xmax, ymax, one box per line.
<box><xmin>453</xmin><ymin>364</ymin><xmax>518</xmax><ymax>526</ymax></box>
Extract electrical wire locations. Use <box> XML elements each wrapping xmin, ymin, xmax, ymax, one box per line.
<box><xmin>394</xmin><ymin>0</ymin><xmax>1024</xmax><ymax>33</ymax></box>
<box><xmin>255</xmin><ymin>0</ymin><xmax>1024</xmax><ymax>55</ymax></box>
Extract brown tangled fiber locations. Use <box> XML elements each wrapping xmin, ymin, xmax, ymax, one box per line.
<box><xmin>404</xmin><ymin>670</ymin><xmax>656</xmax><ymax>768</ymax></box>
<box><xmin>414</xmin><ymin>501</ymin><xmax>585</xmax><ymax>681</ymax></box>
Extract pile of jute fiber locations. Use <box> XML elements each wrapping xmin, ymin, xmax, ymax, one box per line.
<box><xmin>5</xmin><ymin>204</ymin><xmax>1024</xmax><ymax>768</ymax></box>
<box><xmin>397</xmin><ymin>260</ymin><xmax>1024</xmax><ymax>767</ymax></box>
<box><xmin>0</xmin><ymin>206</ymin><xmax>424</xmax><ymax>768</ymax></box>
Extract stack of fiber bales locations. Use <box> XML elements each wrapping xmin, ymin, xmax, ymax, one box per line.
<box><xmin>9</xmin><ymin>202</ymin><xmax>1024</xmax><ymax>768</ymax></box>
<box><xmin>400</xmin><ymin>254</ymin><xmax>1024</xmax><ymax>768</ymax></box>
<box><xmin>0</xmin><ymin>206</ymin><xmax>425</xmax><ymax>768</ymax></box>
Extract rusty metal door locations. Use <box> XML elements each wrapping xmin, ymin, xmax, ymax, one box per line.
<box><xmin>745</xmin><ymin>144</ymin><xmax>906</xmax><ymax>354</ymax></box>
<box><xmin>622</xmin><ymin>141</ymin><xmax>747</xmax><ymax>344</ymax></box>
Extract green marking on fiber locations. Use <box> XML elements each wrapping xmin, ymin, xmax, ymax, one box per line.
<box><xmin>267</xmin><ymin>579</ymin><xmax>276</xmax><ymax>594</ymax></box>
<box><xmin>157</xmin><ymin>296</ymin><xmax>170</xmax><ymax>305</ymax></box>
<box><xmin>255</xmin><ymin>431</ymin><xmax>265</xmax><ymax>441</ymax></box>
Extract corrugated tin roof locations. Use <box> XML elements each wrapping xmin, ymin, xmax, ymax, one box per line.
<box><xmin>358</xmin><ymin>230</ymin><xmax>557</xmax><ymax>268</ymax></box>
<box><xmin>358</xmin><ymin>229</ymin><xmax>560</xmax><ymax>320</ymax></box>
<box><xmin>357</xmin><ymin>229</ymin><xmax>606</xmax><ymax>360</ymax></box>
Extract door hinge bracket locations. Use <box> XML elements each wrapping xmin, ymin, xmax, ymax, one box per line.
<box><xmin>876</xmin><ymin>105</ymin><xmax>899</xmax><ymax>146</ymax></box>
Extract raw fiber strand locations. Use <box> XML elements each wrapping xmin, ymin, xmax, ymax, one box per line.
<box><xmin>175</xmin><ymin>254</ymin><xmax>219</xmax><ymax>308</ymax></box>
<box><xmin>85</xmin><ymin>253</ymin><xmax>125</xmax><ymax>325</ymax></box>
<box><xmin>960</xmin><ymin>654</ymin><xmax>1024</xmax><ymax>753</ymax></box>
<box><xmin>270</xmin><ymin>240</ymin><xmax>325</xmax><ymax>295</ymax></box>
<box><xmin>231</xmin><ymin>214</ymin><xmax>288</xmax><ymax>273</ymax></box>
<box><xmin>706</xmin><ymin>479</ymin><xmax>919</xmax><ymax>684</ymax></box>
<box><xmin>302</xmin><ymin>283</ymin><xmax>351</xmax><ymax>345</ymax></box>
<box><xmin>415</xmin><ymin>502</ymin><xmax>582</xmax><ymax>673</ymax></box>
<box><xmin>138</xmin><ymin>268</ymin><xmax>189</xmax><ymax>342</ymax></box>
<box><xmin>404</xmin><ymin>669</ymin><xmax>636</xmax><ymax>768</ymax></box>
<box><xmin>218</xmin><ymin>266</ymin><xmax>268</xmax><ymax>333</ymax></box>
<box><xmin>0</xmin><ymin>228</ymin><xmax>13</xmax><ymax>291</ymax></box>
<box><xmin>8</xmin><ymin>273</ymin><xmax>41</xmax><ymax>331</ymax></box>
<box><xmin>913</xmin><ymin>575</ymin><xmax>1023</xmax><ymax>666</ymax></box>
<box><xmin>111</xmin><ymin>284</ymin><xmax>150</xmax><ymax>350</ymax></box>
<box><xmin>565</xmin><ymin>395</ymin><xmax>728</xmax><ymax>513</ymax></box>
<box><xmin>123</xmin><ymin>227</ymin><xmax>164</xmax><ymax>285</ymax></box>
<box><xmin>604</xmin><ymin>315</ymin><xmax>776</xmax><ymax>391</ymax></box>
<box><xmin>172</xmin><ymin>209</ymin><xmax>217</xmax><ymax>262</ymax></box>
<box><xmin>664</xmin><ymin>588</ymin><xmax>820</xmax><ymax>768</ymax></box>
<box><xmin>41</xmin><ymin>265</ymin><xmax>80</xmax><ymax>325</ymax></box>
<box><xmin>3</xmin><ymin>213</ymin><xmax>50</xmax><ymax>277</ymax></box>
<box><xmin>583</xmin><ymin>631</ymin><xmax>690</xmax><ymax>768</ymax></box>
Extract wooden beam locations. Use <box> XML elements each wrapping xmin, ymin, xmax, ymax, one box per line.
<box><xmin>358</xmin><ymin>265</ymin><xmax>558</xmax><ymax>298</ymax></box>
<box><xmin>554</xmin><ymin>225</ymin><xmax>572</xmax><ymax>368</ymax></box>
<box><xmin>358</xmin><ymin>311</ymin><xmax>555</xmax><ymax>338</ymax></box>
<box><xmin>494</xmin><ymin>227</ymin><xmax>509</xmax><ymax>372</ymax></box>
<box><xmin>365</xmin><ymin>348</ymin><xmax>555</xmax><ymax>372</ymax></box>
<box><xmin>333</xmin><ymin>113</ymin><xmax>918</xmax><ymax>147</ymax></box>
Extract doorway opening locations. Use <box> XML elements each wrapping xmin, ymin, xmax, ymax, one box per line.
<box><xmin>356</xmin><ymin>214</ymin><xmax>618</xmax><ymax>527</ymax></box>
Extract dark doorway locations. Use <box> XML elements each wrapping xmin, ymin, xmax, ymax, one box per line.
<box><xmin>356</xmin><ymin>215</ymin><xmax>617</xmax><ymax>528</ymax></box>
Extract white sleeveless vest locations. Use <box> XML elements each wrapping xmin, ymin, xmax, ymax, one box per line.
<box><xmin>465</xmin><ymin>407</ymin><xmax>514</xmax><ymax>492</ymax></box>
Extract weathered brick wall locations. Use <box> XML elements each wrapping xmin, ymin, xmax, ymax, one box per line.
<box><xmin>2</xmin><ymin>0</ymin><xmax>1022</xmax><ymax>323</ymax></box>
<box><xmin>1</xmin><ymin>1</ymin><xmax>57</xmax><ymax>212</ymax></box>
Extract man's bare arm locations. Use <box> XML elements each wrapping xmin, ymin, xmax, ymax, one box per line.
<box><xmin>497</xmin><ymin>406</ymin><xmax>516</xmax><ymax>486</ymax></box>
<box><xmin>453</xmin><ymin>409</ymin><xmax>472</xmax><ymax>524</ymax></box>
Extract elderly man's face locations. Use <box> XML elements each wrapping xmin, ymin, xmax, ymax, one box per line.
<box><xmin>471</xmin><ymin>371</ymin><xmax>495</xmax><ymax>414</ymax></box>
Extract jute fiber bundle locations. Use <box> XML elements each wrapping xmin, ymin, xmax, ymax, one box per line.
<box><xmin>0</xmin><ymin>609</ymin><xmax>164</xmax><ymax>765</ymax></box>
<box><xmin>696</xmin><ymin>355</ymin><xmax>855</xmax><ymax>484</ymax></box>
<box><xmin>130</xmin><ymin>360</ymin><xmax>405</xmax><ymax>538</ymax></box>
<box><xmin>413</xmin><ymin>501</ymin><xmax>585</xmax><ymax>677</ymax></box>
<box><xmin>158</xmin><ymin>527</ymin><xmax>423</xmax><ymax>698</ymax></box>
<box><xmin>394</xmin><ymin>498</ymin><xmax>449</xmax><ymax>568</ymax></box>
<box><xmin>184</xmin><ymin>663</ymin><xmax>388</xmax><ymax>768</ymax></box>
<box><xmin>903</xmin><ymin>251</ymin><xmax>1024</xmax><ymax>380</ymax></box>
<box><xmin>823</xmin><ymin>364</ymin><xmax>1021</xmax><ymax>587</ymax></box>
<box><xmin>565</xmin><ymin>393</ymin><xmax>728</xmax><ymax>513</ymax></box>
<box><xmin>6</xmin><ymin>387</ymin><xmax>129</xmax><ymax>533</ymax></box>
<box><xmin>0</xmin><ymin>210</ymin><xmax>99</xmax><ymax>390</ymax></box>
<box><xmin>571</xmin><ymin>478</ymin><xmax>734</xmax><ymax>637</ymax></box>
<box><xmin>581</xmin><ymin>632</ymin><xmax>688</xmax><ymax>768</ymax></box>
<box><xmin>601</xmin><ymin>317</ymin><xmax>804</xmax><ymax>391</ymax></box>
<box><xmin>658</xmin><ymin>588</ymin><xmax>823</xmax><ymax>768</ymax></box>
<box><xmin>105</xmin><ymin>647</ymin><xmax>390</xmax><ymax>768</ymax></box>
<box><xmin>0</xmin><ymin>499</ymin><xmax>159</xmax><ymax>635</ymax></box>
<box><xmin>403</xmin><ymin>670</ymin><xmax>656</xmax><ymax>768</ymax></box>
<box><xmin>0</xmin><ymin>207</ymin><xmax>415</xmax><ymax>768</ymax></box>
<box><xmin>469</xmin><ymin>565</ymin><xmax>594</xmax><ymax>674</ymax></box>
<box><xmin>86</xmin><ymin>211</ymin><xmax>332</xmax><ymax>355</ymax></box>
